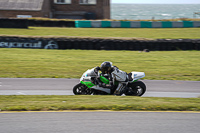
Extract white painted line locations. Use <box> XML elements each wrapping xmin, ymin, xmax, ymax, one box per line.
<box><xmin>17</xmin><ymin>92</ymin><xmax>27</xmax><ymax>95</ymax></box>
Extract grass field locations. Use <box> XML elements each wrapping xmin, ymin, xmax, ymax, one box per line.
<box><xmin>0</xmin><ymin>27</ymin><xmax>200</xmax><ymax>39</ymax></box>
<box><xmin>0</xmin><ymin>95</ymin><xmax>199</xmax><ymax>111</ymax></box>
<box><xmin>0</xmin><ymin>27</ymin><xmax>199</xmax><ymax>112</ymax></box>
<box><xmin>0</xmin><ymin>49</ymin><xmax>200</xmax><ymax>81</ymax></box>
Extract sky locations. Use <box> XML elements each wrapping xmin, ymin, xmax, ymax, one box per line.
<box><xmin>111</xmin><ymin>0</ymin><xmax>200</xmax><ymax>4</ymax></box>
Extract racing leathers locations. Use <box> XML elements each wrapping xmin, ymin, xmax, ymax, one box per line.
<box><xmin>94</xmin><ymin>66</ymin><xmax>127</xmax><ymax>95</ymax></box>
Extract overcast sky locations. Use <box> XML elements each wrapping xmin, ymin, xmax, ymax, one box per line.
<box><xmin>111</xmin><ymin>0</ymin><xmax>200</xmax><ymax>4</ymax></box>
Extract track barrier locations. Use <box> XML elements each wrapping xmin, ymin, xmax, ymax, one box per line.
<box><xmin>0</xmin><ymin>19</ymin><xmax>200</xmax><ymax>28</ymax></box>
<box><xmin>0</xmin><ymin>19</ymin><xmax>28</xmax><ymax>28</ymax></box>
<box><xmin>75</xmin><ymin>21</ymin><xmax>200</xmax><ymax>28</ymax></box>
<box><xmin>0</xmin><ymin>36</ymin><xmax>199</xmax><ymax>51</ymax></box>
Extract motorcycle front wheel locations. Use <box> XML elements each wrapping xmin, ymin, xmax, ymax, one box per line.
<box><xmin>125</xmin><ymin>81</ymin><xmax>146</xmax><ymax>96</ymax></box>
<box><xmin>73</xmin><ymin>83</ymin><xmax>93</xmax><ymax>95</ymax></box>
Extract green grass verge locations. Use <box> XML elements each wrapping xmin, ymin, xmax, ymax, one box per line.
<box><xmin>0</xmin><ymin>49</ymin><xmax>200</xmax><ymax>81</ymax></box>
<box><xmin>0</xmin><ymin>95</ymin><xmax>199</xmax><ymax>111</ymax></box>
<box><xmin>0</xmin><ymin>27</ymin><xmax>200</xmax><ymax>39</ymax></box>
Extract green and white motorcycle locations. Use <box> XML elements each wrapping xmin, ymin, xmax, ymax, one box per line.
<box><xmin>73</xmin><ymin>68</ymin><xmax>146</xmax><ymax>96</ymax></box>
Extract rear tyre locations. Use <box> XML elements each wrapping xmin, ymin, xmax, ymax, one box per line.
<box><xmin>125</xmin><ymin>81</ymin><xmax>146</xmax><ymax>96</ymax></box>
<box><xmin>73</xmin><ymin>83</ymin><xmax>92</xmax><ymax>95</ymax></box>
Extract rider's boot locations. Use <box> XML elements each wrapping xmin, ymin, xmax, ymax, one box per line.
<box><xmin>114</xmin><ymin>83</ymin><xmax>125</xmax><ymax>96</ymax></box>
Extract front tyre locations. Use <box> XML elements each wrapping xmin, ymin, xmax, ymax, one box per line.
<box><xmin>126</xmin><ymin>81</ymin><xmax>146</xmax><ymax>96</ymax></box>
<box><xmin>73</xmin><ymin>83</ymin><xmax>92</xmax><ymax>95</ymax></box>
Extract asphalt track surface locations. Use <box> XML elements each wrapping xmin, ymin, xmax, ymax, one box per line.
<box><xmin>0</xmin><ymin>111</ymin><xmax>200</xmax><ymax>133</ymax></box>
<box><xmin>1</xmin><ymin>79</ymin><xmax>200</xmax><ymax>133</ymax></box>
<box><xmin>0</xmin><ymin>78</ymin><xmax>200</xmax><ymax>98</ymax></box>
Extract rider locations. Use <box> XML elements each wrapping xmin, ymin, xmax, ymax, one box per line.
<box><xmin>94</xmin><ymin>61</ymin><xmax>127</xmax><ymax>95</ymax></box>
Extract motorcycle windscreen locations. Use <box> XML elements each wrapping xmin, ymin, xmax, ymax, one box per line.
<box><xmin>80</xmin><ymin>68</ymin><xmax>97</xmax><ymax>82</ymax></box>
<box><xmin>84</xmin><ymin>68</ymin><xmax>97</xmax><ymax>77</ymax></box>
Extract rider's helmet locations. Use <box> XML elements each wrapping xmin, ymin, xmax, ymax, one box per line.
<box><xmin>100</xmin><ymin>61</ymin><xmax>112</xmax><ymax>74</ymax></box>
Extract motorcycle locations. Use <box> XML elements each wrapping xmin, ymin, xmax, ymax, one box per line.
<box><xmin>73</xmin><ymin>68</ymin><xmax>146</xmax><ymax>96</ymax></box>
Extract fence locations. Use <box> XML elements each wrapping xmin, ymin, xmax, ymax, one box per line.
<box><xmin>75</xmin><ymin>21</ymin><xmax>200</xmax><ymax>28</ymax></box>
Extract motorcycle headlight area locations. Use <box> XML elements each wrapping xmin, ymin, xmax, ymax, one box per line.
<box><xmin>82</xmin><ymin>77</ymin><xmax>91</xmax><ymax>81</ymax></box>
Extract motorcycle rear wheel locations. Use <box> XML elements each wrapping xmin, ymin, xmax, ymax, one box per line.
<box><xmin>73</xmin><ymin>83</ymin><xmax>93</xmax><ymax>95</ymax></box>
<box><xmin>126</xmin><ymin>81</ymin><xmax>146</xmax><ymax>96</ymax></box>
